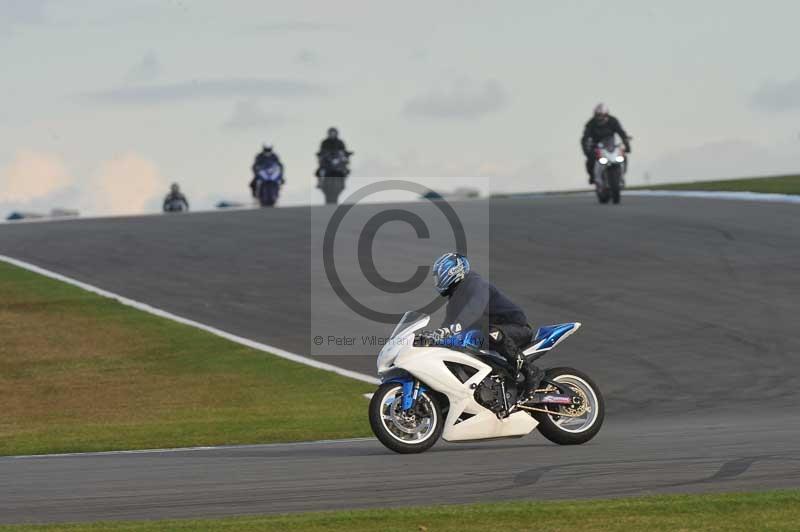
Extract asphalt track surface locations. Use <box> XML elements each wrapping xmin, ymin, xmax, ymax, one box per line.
<box><xmin>1</xmin><ymin>195</ymin><xmax>799</xmax><ymax>523</ymax></box>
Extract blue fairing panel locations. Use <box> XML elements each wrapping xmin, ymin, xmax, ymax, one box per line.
<box><xmin>534</xmin><ymin>323</ymin><xmax>577</xmax><ymax>349</ymax></box>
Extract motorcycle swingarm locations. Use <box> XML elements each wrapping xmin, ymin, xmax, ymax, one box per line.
<box><xmin>528</xmin><ymin>393</ymin><xmax>577</xmax><ymax>406</ymax></box>
<box><xmin>532</xmin><ymin>379</ymin><xmax>578</xmax><ymax>401</ymax></box>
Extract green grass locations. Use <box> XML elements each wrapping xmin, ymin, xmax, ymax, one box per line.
<box><xmin>641</xmin><ymin>173</ymin><xmax>800</xmax><ymax>195</ymax></box>
<box><xmin>0</xmin><ymin>261</ymin><xmax>372</xmax><ymax>456</ymax></box>
<box><xmin>2</xmin><ymin>490</ymin><xmax>799</xmax><ymax>531</ymax></box>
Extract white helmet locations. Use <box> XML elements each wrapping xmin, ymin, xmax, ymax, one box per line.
<box><xmin>594</xmin><ymin>103</ymin><xmax>609</xmax><ymax>116</ymax></box>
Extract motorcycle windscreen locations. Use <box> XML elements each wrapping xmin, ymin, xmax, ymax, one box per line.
<box><xmin>389</xmin><ymin>311</ymin><xmax>429</xmax><ymax>340</ymax></box>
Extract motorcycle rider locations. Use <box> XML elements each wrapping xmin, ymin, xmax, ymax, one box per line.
<box><xmin>250</xmin><ymin>145</ymin><xmax>284</xmax><ymax>197</ymax></box>
<box><xmin>162</xmin><ymin>182</ymin><xmax>189</xmax><ymax>212</ymax></box>
<box><xmin>429</xmin><ymin>252</ymin><xmax>544</xmax><ymax>399</ymax></box>
<box><xmin>319</xmin><ymin>127</ymin><xmax>349</xmax><ymax>154</ymax></box>
<box><xmin>581</xmin><ymin>103</ymin><xmax>631</xmax><ymax>184</ymax></box>
<box><xmin>315</xmin><ymin>127</ymin><xmax>351</xmax><ymax>181</ymax></box>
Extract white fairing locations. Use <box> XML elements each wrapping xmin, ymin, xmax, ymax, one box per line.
<box><xmin>377</xmin><ymin>313</ymin><xmax>429</xmax><ymax>373</ymax></box>
<box><xmin>393</xmin><ymin>346</ymin><xmax>537</xmax><ymax>441</ymax></box>
<box><xmin>376</xmin><ymin>311</ymin><xmax>537</xmax><ymax>442</ymax></box>
<box><xmin>593</xmin><ymin>143</ymin><xmax>627</xmax><ymax>185</ymax></box>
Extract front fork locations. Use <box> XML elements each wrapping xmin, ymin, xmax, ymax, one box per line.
<box><xmin>385</xmin><ymin>376</ymin><xmax>427</xmax><ymax>412</ymax></box>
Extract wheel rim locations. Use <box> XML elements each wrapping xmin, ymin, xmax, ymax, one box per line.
<box><xmin>546</xmin><ymin>375</ymin><xmax>599</xmax><ymax>433</ymax></box>
<box><xmin>378</xmin><ymin>385</ymin><xmax>437</xmax><ymax>444</ymax></box>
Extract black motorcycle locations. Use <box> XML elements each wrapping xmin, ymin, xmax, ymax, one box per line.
<box><xmin>316</xmin><ymin>150</ymin><xmax>352</xmax><ymax>205</ymax></box>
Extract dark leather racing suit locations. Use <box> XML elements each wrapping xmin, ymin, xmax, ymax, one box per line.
<box><xmin>441</xmin><ymin>271</ymin><xmax>542</xmax><ymax>393</ymax></box>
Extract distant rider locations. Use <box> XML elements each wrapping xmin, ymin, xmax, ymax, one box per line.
<box><xmin>581</xmin><ymin>103</ymin><xmax>631</xmax><ymax>184</ymax></box>
<box><xmin>162</xmin><ymin>183</ymin><xmax>189</xmax><ymax>212</ymax></box>
<box><xmin>428</xmin><ymin>253</ymin><xmax>544</xmax><ymax>398</ymax></box>
<box><xmin>250</xmin><ymin>145</ymin><xmax>284</xmax><ymax>197</ymax></box>
<box><xmin>315</xmin><ymin>127</ymin><xmax>351</xmax><ymax>182</ymax></box>
<box><xmin>318</xmin><ymin>127</ymin><xmax>349</xmax><ymax>155</ymax></box>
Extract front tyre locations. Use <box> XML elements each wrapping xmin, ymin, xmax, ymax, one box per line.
<box><xmin>532</xmin><ymin>367</ymin><xmax>604</xmax><ymax>445</ymax></box>
<box><xmin>595</xmin><ymin>178</ymin><xmax>610</xmax><ymax>204</ymax></box>
<box><xmin>607</xmin><ymin>165</ymin><xmax>622</xmax><ymax>204</ymax></box>
<box><xmin>369</xmin><ymin>382</ymin><xmax>443</xmax><ymax>454</ymax></box>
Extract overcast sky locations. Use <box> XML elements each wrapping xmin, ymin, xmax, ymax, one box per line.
<box><xmin>1</xmin><ymin>0</ymin><xmax>799</xmax><ymax>215</ymax></box>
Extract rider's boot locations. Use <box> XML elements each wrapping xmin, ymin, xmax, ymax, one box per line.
<box><xmin>519</xmin><ymin>359</ymin><xmax>545</xmax><ymax>402</ymax></box>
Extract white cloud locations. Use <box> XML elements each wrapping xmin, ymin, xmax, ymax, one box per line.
<box><xmin>0</xmin><ymin>149</ymin><xmax>72</xmax><ymax>202</ymax></box>
<box><xmin>222</xmin><ymin>99</ymin><xmax>284</xmax><ymax>130</ymax></box>
<box><xmin>640</xmin><ymin>139</ymin><xmax>800</xmax><ymax>184</ymax></box>
<box><xmin>295</xmin><ymin>49</ymin><xmax>319</xmax><ymax>66</ymax></box>
<box><xmin>0</xmin><ymin>150</ymin><xmax>168</xmax><ymax>217</ymax></box>
<box><xmin>0</xmin><ymin>0</ymin><xmax>47</xmax><ymax>26</ymax></box>
<box><xmin>751</xmin><ymin>76</ymin><xmax>800</xmax><ymax>112</ymax></box>
<box><xmin>404</xmin><ymin>80</ymin><xmax>509</xmax><ymax>120</ymax></box>
<box><xmin>89</xmin><ymin>153</ymin><xmax>168</xmax><ymax>215</ymax></box>
<box><xmin>126</xmin><ymin>50</ymin><xmax>160</xmax><ymax>83</ymax></box>
<box><xmin>84</xmin><ymin>78</ymin><xmax>325</xmax><ymax>106</ymax></box>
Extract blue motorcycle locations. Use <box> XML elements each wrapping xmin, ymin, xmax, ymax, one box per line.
<box><xmin>251</xmin><ymin>162</ymin><xmax>284</xmax><ymax>207</ymax></box>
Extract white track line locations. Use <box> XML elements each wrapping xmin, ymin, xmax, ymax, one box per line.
<box><xmin>0</xmin><ymin>255</ymin><xmax>379</xmax><ymax>386</ymax></box>
<box><xmin>625</xmin><ymin>190</ymin><xmax>800</xmax><ymax>203</ymax></box>
<box><xmin>505</xmin><ymin>189</ymin><xmax>800</xmax><ymax>204</ymax></box>
<box><xmin>1</xmin><ymin>438</ymin><xmax>377</xmax><ymax>461</ymax></box>
<box><xmin>0</xmin><ymin>205</ymin><xmax>260</xmax><ymax>225</ymax></box>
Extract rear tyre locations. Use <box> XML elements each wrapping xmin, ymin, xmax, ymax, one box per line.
<box><xmin>369</xmin><ymin>382</ymin><xmax>443</xmax><ymax>454</ymax></box>
<box><xmin>322</xmin><ymin>176</ymin><xmax>345</xmax><ymax>205</ymax></box>
<box><xmin>532</xmin><ymin>367</ymin><xmax>604</xmax><ymax>445</ymax></box>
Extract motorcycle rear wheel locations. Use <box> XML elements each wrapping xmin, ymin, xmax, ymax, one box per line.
<box><xmin>322</xmin><ymin>175</ymin><xmax>345</xmax><ymax>205</ymax></box>
<box><xmin>369</xmin><ymin>382</ymin><xmax>443</xmax><ymax>453</ymax></box>
<box><xmin>532</xmin><ymin>367</ymin><xmax>604</xmax><ymax>445</ymax></box>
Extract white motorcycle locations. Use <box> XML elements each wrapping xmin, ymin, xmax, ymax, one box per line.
<box><xmin>369</xmin><ymin>312</ymin><xmax>604</xmax><ymax>453</ymax></box>
<box><xmin>593</xmin><ymin>141</ymin><xmax>627</xmax><ymax>204</ymax></box>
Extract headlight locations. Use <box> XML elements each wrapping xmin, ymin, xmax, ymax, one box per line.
<box><xmin>598</xmin><ymin>157</ymin><xmax>608</xmax><ymax>164</ymax></box>
<box><xmin>615</xmin><ymin>156</ymin><xmax>625</xmax><ymax>163</ymax></box>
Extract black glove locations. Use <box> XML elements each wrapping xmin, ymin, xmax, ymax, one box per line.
<box><xmin>415</xmin><ymin>330</ymin><xmax>437</xmax><ymax>347</ymax></box>
<box><xmin>432</xmin><ymin>328</ymin><xmax>452</xmax><ymax>342</ymax></box>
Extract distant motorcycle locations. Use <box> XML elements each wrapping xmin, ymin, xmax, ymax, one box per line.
<box><xmin>369</xmin><ymin>311</ymin><xmax>604</xmax><ymax>454</ymax></box>
<box><xmin>251</xmin><ymin>162</ymin><xmax>284</xmax><ymax>207</ymax></box>
<box><xmin>163</xmin><ymin>196</ymin><xmax>189</xmax><ymax>213</ymax></box>
<box><xmin>317</xmin><ymin>150</ymin><xmax>352</xmax><ymax>205</ymax></box>
<box><xmin>592</xmin><ymin>140</ymin><xmax>627</xmax><ymax>204</ymax></box>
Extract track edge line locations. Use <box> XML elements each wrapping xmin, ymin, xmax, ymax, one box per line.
<box><xmin>0</xmin><ymin>254</ymin><xmax>380</xmax><ymax>387</ymax></box>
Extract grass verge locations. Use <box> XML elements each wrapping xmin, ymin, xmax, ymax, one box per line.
<box><xmin>0</xmin><ymin>261</ymin><xmax>372</xmax><ymax>456</ymax></box>
<box><xmin>1</xmin><ymin>490</ymin><xmax>798</xmax><ymax>531</ymax></box>
<box><xmin>640</xmin><ymin>173</ymin><xmax>800</xmax><ymax>195</ymax></box>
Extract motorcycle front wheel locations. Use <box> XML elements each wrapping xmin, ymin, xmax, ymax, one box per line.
<box><xmin>258</xmin><ymin>182</ymin><xmax>279</xmax><ymax>207</ymax></box>
<box><xmin>596</xmin><ymin>187</ymin><xmax>610</xmax><ymax>204</ymax></box>
<box><xmin>369</xmin><ymin>382</ymin><xmax>443</xmax><ymax>454</ymax></box>
<box><xmin>531</xmin><ymin>367</ymin><xmax>604</xmax><ymax>445</ymax></box>
<box><xmin>607</xmin><ymin>166</ymin><xmax>622</xmax><ymax>204</ymax></box>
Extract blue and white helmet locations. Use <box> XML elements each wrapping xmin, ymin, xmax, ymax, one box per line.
<box><xmin>432</xmin><ymin>252</ymin><xmax>470</xmax><ymax>295</ymax></box>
